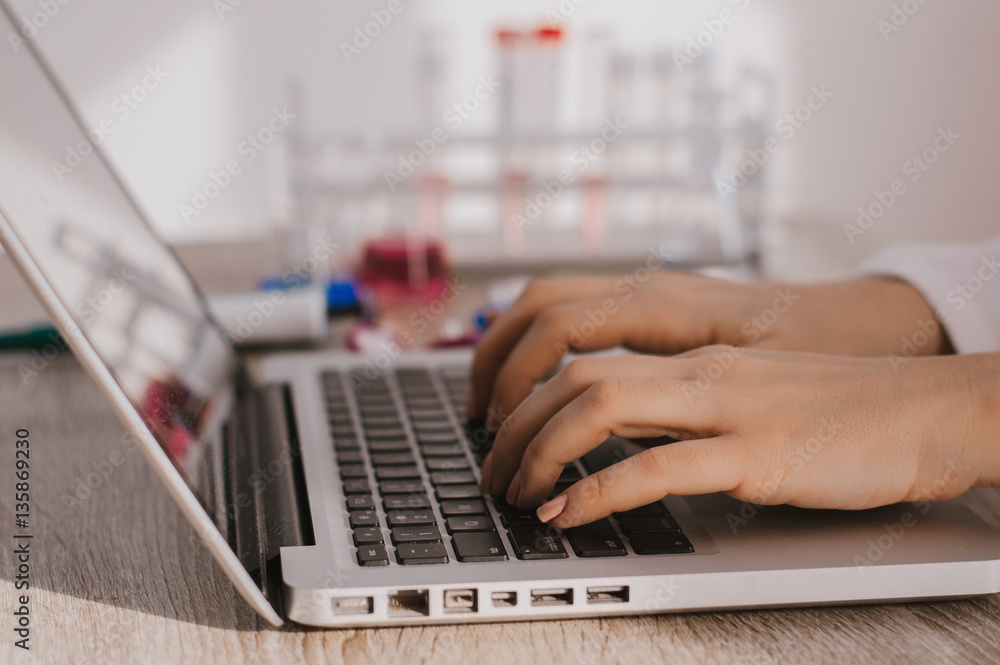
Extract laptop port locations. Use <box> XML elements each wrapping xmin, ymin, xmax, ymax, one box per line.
<box><xmin>388</xmin><ymin>590</ymin><xmax>430</xmax><ymax>617</ymax></box>
<box><xmin>490</xmin><ymin>591</ymin><xmax>517</xmax><ymax>608</ymax></box>
<box><xmin>332</xmin><ymin>596</ymin><xmax>374</xmax><ymax>615</ymax></box>
<box><xmin>443</xmin><ymin>589</ymin><xmax>477</xmax><ymax>613</ymax></box>
<box><xmin>530</xmin><ymin>588</ymin><xmax>573</xmax><ymax>606</ymax></box>
<box><xmin>586</xmin><ymin>585</ymin><xmax>629</xmax><ymax>604</ymax></box>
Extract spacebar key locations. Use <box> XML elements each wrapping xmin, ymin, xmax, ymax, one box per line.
<box><xmin>507</xmin><ymin>524</ymin><xmax>568</xmax><ymax>560</ymax></box>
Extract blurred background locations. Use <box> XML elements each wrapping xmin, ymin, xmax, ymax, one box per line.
<box><xmin>7</xmin><ymin>0</ymin><xmax>1000</xmax><ymax>282</ymax></box>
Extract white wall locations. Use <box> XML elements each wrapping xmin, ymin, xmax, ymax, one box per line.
<box><xmin>9</xmin><ymin>0</ymin><xmax>1000</xmax><ymax>266</ymax></box>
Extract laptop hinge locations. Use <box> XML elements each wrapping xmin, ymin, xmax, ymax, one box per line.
<box><xmin>228</xmin><ymin>375</ymin><xmax>314</xmax><ymax>617</ymax></box>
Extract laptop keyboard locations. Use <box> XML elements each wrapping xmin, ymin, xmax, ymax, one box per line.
<box><xmin>322</xmin><ymin>367</ymin><xmax>694</xmax><ymax>566</ymax></box>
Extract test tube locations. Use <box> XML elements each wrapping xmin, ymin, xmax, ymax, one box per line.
<box><xmin>531</xmin><ymin>26</ymin><xmax>564</xmax><ymax>178</ymax></box>
<box><xmin>495</xmin><ymin>28</ymin><xmax>529</xmax><ymax>256</ymax></box>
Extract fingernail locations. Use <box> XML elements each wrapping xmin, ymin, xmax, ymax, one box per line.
<box><xmin>537</xmin><ymin>493</ymin><xmax>568</xmax><ymax>523</ymax></box>
<box><xmin>479</xmin><ymin>452</ymin><xmax>494</xmax><ymax>493</ymax></box>
<box><xmin>505</xmin><ymin>470</ymin><xmax>522</xmax><ymax>505</ymax></box>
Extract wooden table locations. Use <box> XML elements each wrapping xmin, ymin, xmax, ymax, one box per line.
<box><xmin>2</xmin><ymin>244</ymin><xmax>1000</xmax><ymax>665</ymax></box>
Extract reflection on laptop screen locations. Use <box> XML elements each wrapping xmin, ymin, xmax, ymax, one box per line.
<box><xmin>0</xmin><ymin>7</ymin><xmax>236</xmax><ymax>505</ymax></box>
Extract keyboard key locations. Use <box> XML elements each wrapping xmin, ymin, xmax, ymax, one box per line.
<box><xmin>565</xmin><ymin>519</ymin><xmax>627</xmax><ymax>557</ymax></box>
<box><xmin>396</xmin><ymin>542</ymin><xmax>449</xmax><ymax>565</ymax></box>
<box><xmin>362</xmin><ymin>415</ymin><xmax>403</xmax><ymax>428</ymax></box>
<box><xmin>507</xmin><ymin>524</ymin><xmax>568</xmax><ymax>560</ymax></box>
<box><xmin>425</xmin><ymin>456</ymin><xmax>470</xmax><ymax>471</ymax></box>
<box><xmin>383</xmin><ymin>494</ymin><xmax>431</xmax><ymax>510</ymax></box>
<box><xmin>500</xmin><ymin>507</ymin><xmax>543</xmax><ymax>528</ymax></box>
<box><xmin>339</xmin><ymin>464</ymin><xmax>367</xmax><ymax>480</ymax></box>
<box><xmin>559</xmin><ymin>466</ymin><xmax>583</xmax><ymax>482</ymax></box>
<box><xmin>346</xmin><ymin>495</ymin><xmax>375</xmax><ymax>510</ymax></box>
<box><xmin>412</xmin><ymin>421</ymin><xmax>456</xmax><ymax>434</ymax></box>
<box><xmin>368</xmin><ymin>439</ymin><xmax>411</xmax><ymax>452</ymax></box>
<box><xmin>387</xmin><ymin>510</ymin><xmax>436</xmax><ymax>526</ymax></box>
<box><xmin>404</xmin><ymin>397</ymin><xmax>443</xmax><ymax>409</ymax></box>
<box><xmin>440</xmin><ymin>499</ymin><xmax>488</xmax><ymax>516</ymax></box>
<box><xmin>629</xmin><ymin>532</ymin><xmax>694</xmax><ymax>555</ymax></box>
<box><xmin>435</xmin><ymin>484</ymin><xmax>482</xmax><ymax>500</ymax></box>
<box><xmin>379</xmin><ymin>480</ymin><xmax>426</xmax><ymax>494</ymax></box>
<box><xmin>617</xmin><ymin>515</ymin><xmax>681</xmax><ymax>534</ymax></box>
<box><xmin>353</xmin><ymin>527</ymin><xmax>383</xmax><ymax>545</ymax></box>
<box><xmin>446</xmin><ymin>515</ymin><xmax>496</xmax><ymax>532</ymax></box>
<box><xmin>374</xmin><ymin>465</ymin><xmax>421</xmax><ymax>480</ymax></box>
<box><xmin>356</xmin><ymin>544</ymin><xmax>389</xmax><ymax>566</ymax></box>
<box><xmin>359</xmin><ymin>405</ymin><xmax>397</xmax><ymax>417</ymax></box>
<box><xmin>430</xmin><ymin>470</ymin><xmax>477</xmax><ymax>485</ymax></box>
<box><xmin>371</xmin><ymin>452</ymin><xmax>415</xmax><ymax>466</ymax></box>
<box><xmin>614</xmin><ymin>502</ymin><xmax>667</xmax><ymax>518</ymax></box>
<box><xmin>333</xmin><ymin>435</ymin><xmax>360</xmax><ymax>450</ymax></box>
<box><xmin>336</xmin><ymin>450</ymin><xmax>364</xmax><ymax>464</ymax></box>
<box><xmin>391</xmin><ymin>525</ymin><xmax>442</xmax><ymax>544</ymax></box>
<box><xmin>342</xmin><ymin>478</ymin><xmax>371</xmax><ymax>494</ymax></box>
<box><xmin>452</xmin><ymin>531</ymin><xmax>508</xmax><ymax>562</ymax></box>
<box><xmin>408</xmin><ymin>408</ymin><xmax>448</xmax><ymax>420</ymax></box>
<box><xmin>366</xmin><ymin>427</ymin><xmax>408</xmax><ymax>440</ymax></box>
<box><xmin>417</xmin><ymin>432</ymin><xmax>461</xmax><ymax>444</ymax></box>
<box><xmin>349</xmin><ymin>511</ymin><xmax>379</xmax><ymax>528</ymax></box>
<box><xmin>421</xmin><ymin>443</ymin><xmax>465</xmax><ymax>457</ymax></box>
<box><xmin>331</xmin><ymin>425</ymin><xmax>356</xmax><ymax>438</ymax></box>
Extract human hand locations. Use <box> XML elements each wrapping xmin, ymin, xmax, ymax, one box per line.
<box><xmin>467</xmin><ymin>273</ymin><xmax>950</xmax><ymax>428</ymax></box>
<box><xmin>478</xmin><ymin>348</ymin><xmax>997</xmax><ymax>528</ymax></box>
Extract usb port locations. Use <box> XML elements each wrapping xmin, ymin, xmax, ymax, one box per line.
<box><xmin>332</xmin><ymin>596</ymin><xmax>373</xmax><ymax>615</ymax></box>
<box><xmin>443</xmin><ymin>589</ymin><xmax>477</xmax><ymax>613</ymax></box>
<box><xmin>530</xmin><ymin>588</ymin><xmax>573</xmax><ymax>606</ymax></box>
<box><xmin>586</xmin><ymin>585</ymin><xmax>629</xmax><ymax>604</ymax></box>
<box><xmin>491</xmin><ymin>591</ymin><xmax>517</xmax><ymax>608</ymax></box>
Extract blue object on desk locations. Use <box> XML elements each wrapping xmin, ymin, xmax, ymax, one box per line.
<box><xmin>258</xmin><ymin>277</ymin><xmax>361</xmax><ymax>314</ymax></box>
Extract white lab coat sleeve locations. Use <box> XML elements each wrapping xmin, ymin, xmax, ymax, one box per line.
<box><xmin>853</xmin><ymin>236</ymin><xmax>1000</xmax><ymax>354</ymax></box>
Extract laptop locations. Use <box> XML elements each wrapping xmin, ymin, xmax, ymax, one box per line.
<box><xmin>2</xmin><ymin>2</ymin><xmax>999</xmax><ymax>628</ymax></box>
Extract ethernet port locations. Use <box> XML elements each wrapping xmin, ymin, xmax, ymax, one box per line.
<box><xmin>388</xmin><ymin>590</ymin><xmax>430</xmax><ymax>617</ymax></box>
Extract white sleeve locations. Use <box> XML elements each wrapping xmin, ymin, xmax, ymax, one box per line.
<box><xmin>854</xmin><ymin>236</ymin><xmax>1000</xmax><ymax>354</ymax></box>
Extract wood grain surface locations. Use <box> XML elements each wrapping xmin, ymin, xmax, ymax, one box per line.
<box><xmin>2</xmin><ymin>248</ymin><xmax>1000</xmax><ymax>665</ymax></box>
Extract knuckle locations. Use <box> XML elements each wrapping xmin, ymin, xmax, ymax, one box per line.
<box><xmin>534</xmin><ymin>303</ymin><xmax>575</xmax><ymax>331</ymax></box>
<box><xmin>521</xmin><ymin>277</ymin><xmax>557</xmax><ymax>305</ymax></box>
<box><xmin>586</xmin><ymin>377</ymin><xmax>625</xmax><ymax>412</ymax></box>
<box><xmin>560</xmin><ymin>356</ymin><xmax>597</xmax><ymax>384</ymax></box>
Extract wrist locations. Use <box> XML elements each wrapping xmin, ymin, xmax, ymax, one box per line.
<box><xmin>753</xmin><ymin>277</ymin><xmax>952</xmax><ymax>357</ymax></box>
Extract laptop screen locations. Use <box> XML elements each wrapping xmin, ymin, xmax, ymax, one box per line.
<box><xmin>0</xmin><ymin>6</ymin><xmax>237</xmax><ymax>509</ymax></box>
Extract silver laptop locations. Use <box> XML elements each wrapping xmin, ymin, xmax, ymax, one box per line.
<box><xmin>2</xmin><ymin>2</ymin><xmax>999</xmax><ymax>628</ymax></box>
